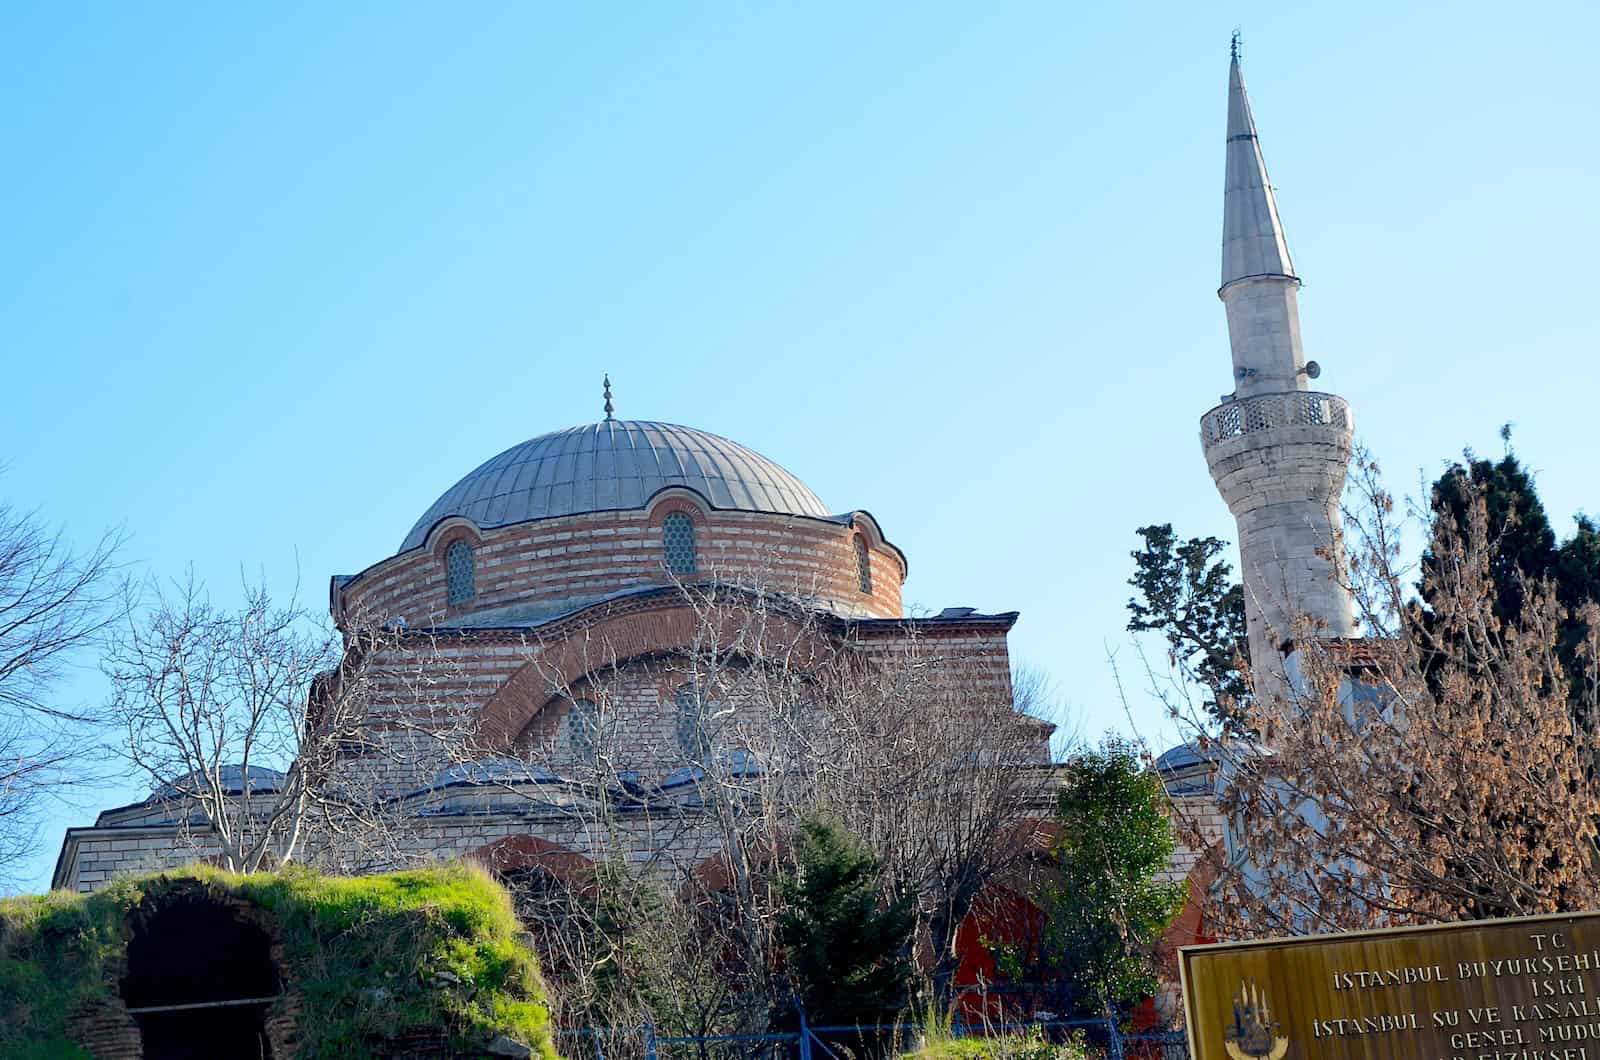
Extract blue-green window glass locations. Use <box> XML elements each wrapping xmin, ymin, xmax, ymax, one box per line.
<box><xmin>662</xmin><ymin>512</ymin><xmax>697</xmax><ymax>575</ymax></box>
<box><xmin>446</xmin><ymin>540</ymin><xmax>475</xmax><ymax>604</ymax></box>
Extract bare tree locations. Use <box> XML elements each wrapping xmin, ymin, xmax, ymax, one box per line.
<box><xmin>804</xmin><ymin>633</ymin><xmax>1061</xmax><ymax>998</ymax></box>
<box><xmin>0</xmin><ymin>717</ymin><xmax>82</xmax><ymax>876</ymax></box>
<box><xmin>1170</xmin><ymin>453</ymin><xmax>1600</xmax><ymax>938</ymax></box>
<box><xmin>101</xmin><ymin>574</ymin><xmax>463</xmax><ymax>873</ymax></box>
<box><xmin>0</xmin><ymin>501</ymin><xmax>119</xmax><ymax>878</ymax></box>
<box><xmin>454</xmin><ymin>559</ymin><xmax>1064</xmax><ymax>1036</ymax></box>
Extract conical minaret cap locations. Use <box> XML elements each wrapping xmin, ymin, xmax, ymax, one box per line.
<box><xmin>1222</xmin><ymin>54</ymin><xmax>1297</xmax><ymax>290</ymax></box>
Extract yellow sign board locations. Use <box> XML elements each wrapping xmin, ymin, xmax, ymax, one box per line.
<box><xmin>1180</xmin><ymin>911</ymin><xmax>1600</xmax><ymax>1060</ymax></box>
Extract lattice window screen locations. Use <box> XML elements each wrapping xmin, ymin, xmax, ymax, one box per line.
<box><xmin>675</xmin><ymin>682</ymin><xmax>711</xmax><ymax>760</ymax></box>
<box><xmin>446</xmin><ymin>540</ymin><xmax>476</xmax><ymax>604</ymax></box>
<box><xmin>567</xmin><ymin>699</ymin><xmax>599</xmax><ymax>760</ymax></box>
<box><xmin>855</xmin><ymin>536</ymin><xmax>873</xmax><ymax>594</ymax></box>
<box><xmin>662</xmin><ymin>512</ymin><xmax>697</xmax><ymax>575</ymax></box>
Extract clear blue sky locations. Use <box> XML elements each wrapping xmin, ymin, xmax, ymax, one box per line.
<box><xmin>4</xmin><ymin>2</ymin><xmax>1597</xmax><ymax>892</ymax></box>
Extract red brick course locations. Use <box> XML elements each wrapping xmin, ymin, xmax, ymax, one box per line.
<box><xmin>337</xmin><ymin>505</ymin><xmax>905</xmax><ymax>628</ymax></box>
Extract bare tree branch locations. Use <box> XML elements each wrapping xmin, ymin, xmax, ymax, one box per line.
<box><xmin>0</xmin><ymin>500</ymin><xmax>120</xmax><ymax>878</ymax></box>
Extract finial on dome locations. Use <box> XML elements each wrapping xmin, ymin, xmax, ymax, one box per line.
<box><xmin>603</xmin><ymin>374</ymin><xmax>614</xmax><ymax>421</ymax></box>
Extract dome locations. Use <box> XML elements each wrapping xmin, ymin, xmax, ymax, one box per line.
<box><xmin>150</xmin><ymin>764</ymin><xmax>286</xmax><ymax>801</ymax></box>
<box><xmin>401</xmin><ymin>420</ymin><xmax>832</xmax><ymax>552</ymax></box>
<box><xmin>431</xmin><ymin>758</ymin><xmax>557</xmax><ymax>788</ymax></box>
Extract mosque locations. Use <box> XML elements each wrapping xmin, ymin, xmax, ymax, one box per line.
<box><xmin>50</xmin><ymin>45</ymin><xmax>1355</xmax><ymax>1003</ymax></box>
<box><xmin>53</xmin><ymin>388</ymin><xmax>1029</xmax><ymax>885</ymax></box>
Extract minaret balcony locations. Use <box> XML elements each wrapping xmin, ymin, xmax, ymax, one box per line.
<box><xmin>1200</xmin><ymin>390</ymin><xmax>1352</xmax><ymax>451</ymax></box>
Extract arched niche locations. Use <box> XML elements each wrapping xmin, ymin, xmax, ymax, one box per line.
<box><xmin>119</xmin><ymin>886</ymin><xmax>283</xmax><ymax>1060</ymax></box>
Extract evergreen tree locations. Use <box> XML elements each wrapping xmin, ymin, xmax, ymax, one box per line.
<box><xmin>1556</xmin><ymin>516</ymin><xmax>1600</xmax><ymax>693</ymax></box>
<box><xmin>1422</xmin><ymin>451</ymin><xmax>1557</xmax><ymax>625</ymax></box>
<box><xmin>1557</xmin><ymin>516</ymin><xmax>1600</xmax><ymax>608</ymax></box>
<box><xmin>1423</xmin><ymin>447</ymin><xmax>1597</xmax><ymax>701</ymax></box>
<box><xmin>777</xmin><ymin>816</ymin><xmax>915</xmax><ymax>1028</ymax></box>
<box><xmin>1042</xmin><ymin>738</ymin><xmax>1185</xmax><ymax>1018</ymax></box>
<box><xmin>1126</xmin><ymin>524</ymin><xmax>1252</xmax><ymax>735</ymax></box>
<box><xmin>1126</xmin><ymin>447</ymin><xmax>1595</xmax><ymax>733</ymax></box>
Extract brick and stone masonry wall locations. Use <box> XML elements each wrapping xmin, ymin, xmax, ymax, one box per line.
<box><xmin>62</xmin><ymin>611</ymin><xmax>1031</xmax><ymax>890</ymax></box>
<box><xmin>57</xmin><ymin>808</ymin><xmax>729</xmax><ymax>894</ymax></box>
<box><xmin>336</xmin><ymin>611</ymin><xmax>1017</xmax><ymax>794</ymax></box>
<box><xmin>340</xmin><ymin>505</ymin><xmax>905</xmax><ymax>630</ymax></box>
<box><xmin>340</xmin><ymin>598</ymin><xmax>1028</xmax><ymax>796</ymax></box>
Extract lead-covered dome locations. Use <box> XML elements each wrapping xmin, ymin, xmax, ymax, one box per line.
<box><xmin>401</xmin><ymin>420</ymin><xmax>831</xmax><ymax>552</ymax></box>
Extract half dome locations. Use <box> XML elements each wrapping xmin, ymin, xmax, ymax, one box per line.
<box><xmin>400</xmin><ymin>420</ymin><xmax>831</xmax><ymax>552</ymax></box>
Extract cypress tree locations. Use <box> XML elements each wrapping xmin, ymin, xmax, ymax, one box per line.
<box><xmin>1423</xmin><ymin>449</ymin><xmax>1597</xmax><ymax>704</ymax></box>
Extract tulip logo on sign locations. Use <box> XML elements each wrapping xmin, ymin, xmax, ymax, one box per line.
<box><xmin>1224</xmin><ymin>979</ymin><xmax>1289</xmax><ymax>1060</ymax></box>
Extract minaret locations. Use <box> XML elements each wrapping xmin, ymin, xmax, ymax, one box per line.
<box><xmin>1202</xmin><ymin>40</ymin><xmax>1357</xmax><ymax>690</ymax></box>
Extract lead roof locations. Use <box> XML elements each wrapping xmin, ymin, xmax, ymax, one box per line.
<box><xmin>400</xmin><ymin>420</ymin><xmax>831</xmax><ymax>553</ymax></box>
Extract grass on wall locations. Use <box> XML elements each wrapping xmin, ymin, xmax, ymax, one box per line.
<box><xmin>0</xmin><ymin>861</ymin><xmax>557</xmax><ymax>1060</ymax></box>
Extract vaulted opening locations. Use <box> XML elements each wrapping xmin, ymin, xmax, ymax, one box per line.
<box><xmin>120</xmin><ymin>893</ymin><xmax>281</xmax><ymax>1060</ymax></box>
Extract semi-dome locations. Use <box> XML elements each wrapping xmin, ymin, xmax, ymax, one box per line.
<box><xmin>401</xmin><ymin>420</ymin><xmax>831</xmax><ymax>552</ymax></box>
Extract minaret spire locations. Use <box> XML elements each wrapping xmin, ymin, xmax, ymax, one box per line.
<box><xmin>1222</xmin><ymin>43</ymin><xmax>1297</xmax><ymax>292</ymax></box>
<box><xmin>1217</xmin><ymin>46</ymin><xmax>1308</xmax><ymax>400</ymax></box>
<box><xmin>1200</xmin><ymin>44</ymin><xmax>1358</xmax><ymax>691</ymax></box>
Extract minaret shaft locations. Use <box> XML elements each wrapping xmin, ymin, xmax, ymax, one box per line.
<box><xmin>1222</xmin><ymin>280</ymin><xmax>1306</xmax><ymax>398</ymax></box>
<box><xmin>1202</xmin><ymin>50</ymin><xmax>1357</xmax><ymax>685</ymax></box>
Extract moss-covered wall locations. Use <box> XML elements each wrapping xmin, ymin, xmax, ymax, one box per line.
<box><xmin>0</xmin><ymin>862</ymin><xmax>558</xmax><ymax>1060</ymax></box>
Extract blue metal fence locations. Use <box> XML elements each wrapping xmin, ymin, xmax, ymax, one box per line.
<box><xmin>557</xmin><ymin>1015</ymin><xmax>1189</xmax><ymax>1060</ymax></box>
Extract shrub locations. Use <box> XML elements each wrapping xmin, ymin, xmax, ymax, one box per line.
<box><xmin>0</xmin><ymin>862</ymin><xmax>556</xmax><ymax>1059</ymax></box>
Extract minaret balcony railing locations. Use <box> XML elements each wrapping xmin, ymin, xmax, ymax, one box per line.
<box><xmin>1201</xmin><ymin>390</ymin><xmax>1351</xmax><ymax>448</ymax></box>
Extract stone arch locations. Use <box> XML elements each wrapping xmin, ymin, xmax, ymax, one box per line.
<box><xmin>119</xmin><ymin>881</ymin><xmax>287</xmax><ymax>1060</ymax></box>
<box><xmin>645</xmin><ymin>487</ymin><xmax>712</xmax><ymax>526</ymax></box>
<box><xmin>470</xmin><ymin>834</ymin><xmax>597</xmax><ymax>886</ymax></box>
<box><xmin>475</xmin><ymin>598</ymin><xmax>832</xmax><ymax>748</ymax></box>
<box><xmin>472</xmin><ymin>835</ymin><xmax>599</xmax><ymax>988</ymax></box>
<box><xmin>688</xmin><ymin>850</ymin><xmax>736</xmax><ymax>894</ymax></box>
<box><xmin>848</xmin><ymin>510</ymin><xmax>908</xmax><ymax>583</ymax></box>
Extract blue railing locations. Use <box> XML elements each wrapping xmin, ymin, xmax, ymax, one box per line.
<box><xmin>557</xmin><ymin>1015</ymin><xmax>1189</xmax><ymax>1060</ymax></box>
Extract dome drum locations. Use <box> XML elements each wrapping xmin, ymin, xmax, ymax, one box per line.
<box><xmin>337</xmin><ymin>420</ymin><xmax>905</xmax><ymax>628</ymax></box>
<box><xmin>339</xmin><ymin>492</ymin><xmax>904</xmax><ymax>628</ymax></box>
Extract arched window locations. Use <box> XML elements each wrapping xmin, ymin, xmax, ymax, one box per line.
<box><xmin>854</xmin><ymin>536</ymin><xmax>873</xmax><ymax>594</ymax></box>
<box><xmin>566</xmin><ymin>698</ymin><xmax>599</xmax><ymax>761</ymax></box>
<box><xmin>446</xmin><ymin>539</ymin><xmax>476</xmax><ymax>604</ymax></box>
<box><xmin>662</xmin><ymin>512</ymin><xmax>697</xmax><ymax>575</ymax></box>
<box><xmin>674</xmin><ymin>682</ymin><xmax>711</xmax><ymax>760</ymax></box>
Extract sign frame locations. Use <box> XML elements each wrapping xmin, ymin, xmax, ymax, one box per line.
<box><xmin>1179</xmin><ymin>909</ymin><xmax>1600</xmax><ymax>1060</ymax></box>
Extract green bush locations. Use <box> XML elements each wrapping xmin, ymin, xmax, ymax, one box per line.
<box><xmin>0</xmin><ymin>862</ymin><xmax>557</xmax><ymax>1059</ymax></box>
<box><xmin>903</xmin><ymin>1026</ymin><xmax>1090</xmax><ymax>1060</ymax></box>
<box><xmin>897</xmin><ymin>1007</ymin><xmax>1089</xmax><ymax>1060</ymax></box>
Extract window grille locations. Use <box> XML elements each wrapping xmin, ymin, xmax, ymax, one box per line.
<box><xmin>674</xmin><ymin>682</ymin><xmax>711</xmax><ymax>760</ymax></box>
<box><xmin>1243</xmin><ymin>400</ymin><xmax>1271</xmax><ymax>432</ymax></box>
<box><xmin>1298</xmin><ymin>393</ymin><xmax>1329</xmax><ymax>425</ymax></box>
<box><xmin>1202</xmin><ymin>391</ymin><xmax>1352</xmax><ymax>445</ymax></box>
<box><xmin>567</xmin><ymin>699</ymin><xmax>599</xmax><ymax>760</ymax></box>
<box><xmin>446</xmin><ymin>540</ymin><xmax>476</xmax><ymax>604</ymax></box>
<box><xmin>662</xmin><ymin>512</ymin><xmax>697</xmax><ymax>575</ymax></box>
<box><xmin>855</xmin><ymin>536</ymin><xmax>873</xmax><ymax>594</ymax></box>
